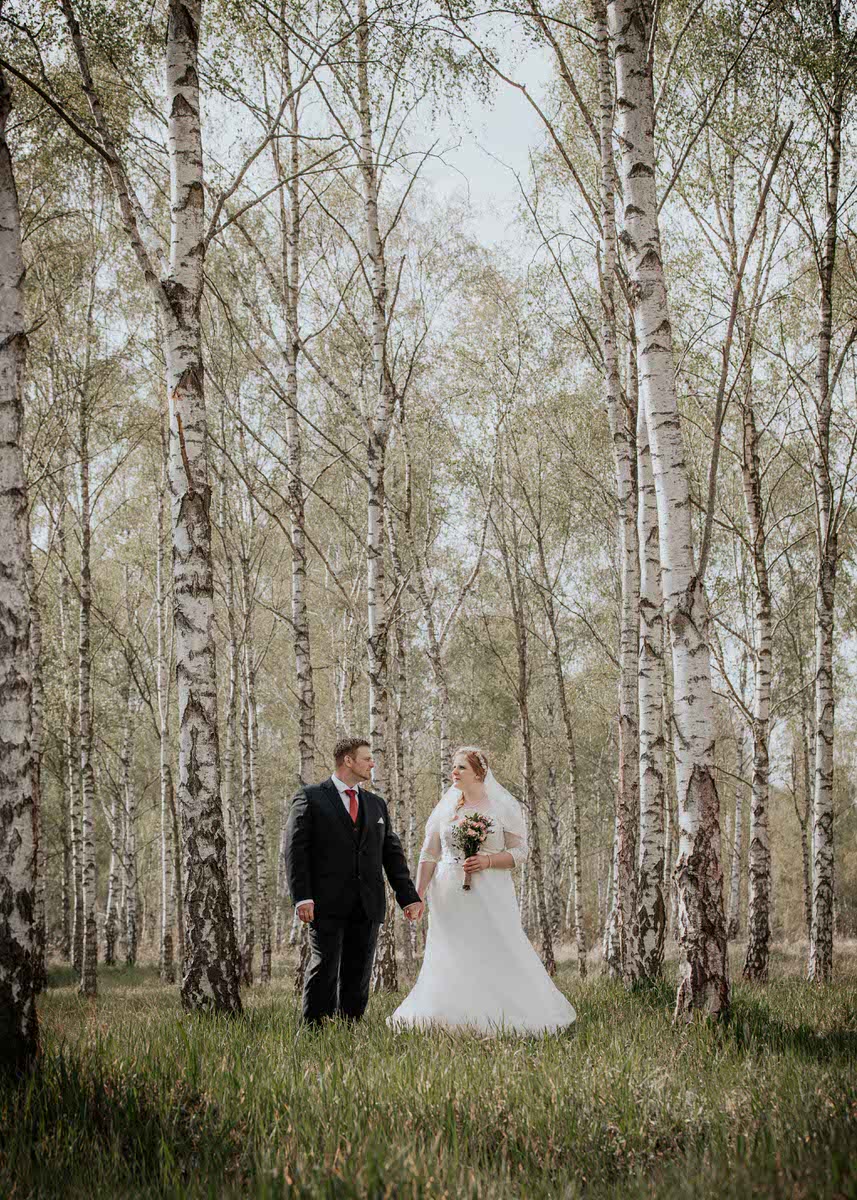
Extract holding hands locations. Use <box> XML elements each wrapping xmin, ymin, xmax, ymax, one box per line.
<box><xmin>297</xmin><ymin>898</ymin><xmax>425</xmax><ymax>923</ymax></box>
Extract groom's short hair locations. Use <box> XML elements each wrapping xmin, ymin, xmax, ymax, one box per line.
<box><xmin>334</xmin><ymin>736</ymin><xmax>370</xmax><ymax>766</ymax></box>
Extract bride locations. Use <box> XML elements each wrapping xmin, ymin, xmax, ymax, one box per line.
<box><xmin>389</xmin><ymin>746</ymin><xmax>576</xmax><ymax>1035</ymax></box>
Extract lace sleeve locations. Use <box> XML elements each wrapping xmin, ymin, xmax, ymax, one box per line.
<box><xmin>418</xmin><ymin>788</ymin><xmax>460</xmax><ymax>864</ymax></box>
<box><xmin>418</xmin><ymin>823</ymin><xmax>442</xmax><ymax>865</ymax></box>
<box><xmin>418</xmin><ymin>801</ymin><xmax>444</xmax><ymax>864</ymax></box>
<box><xmin>501</xmin><ymin>798</ymin><xmax>528</xmax><ymax>867</ymax></box>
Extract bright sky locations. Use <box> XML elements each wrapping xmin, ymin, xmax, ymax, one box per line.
<box><xmin>416</xmin><ymin>42</ymin><xmax>554</xmax><ymax>247</ymax></box>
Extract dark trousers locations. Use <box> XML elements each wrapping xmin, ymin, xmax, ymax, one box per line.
<box><xmin>302</xmin><ymin>899</ymin><xmax>381</xmax><ymax>1026</ymax></box>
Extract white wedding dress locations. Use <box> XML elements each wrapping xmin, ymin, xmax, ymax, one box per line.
<box><xmin>389</xmin><ymin>775</ymin><xmax>576</xmax><ymax>1036</ymax></box>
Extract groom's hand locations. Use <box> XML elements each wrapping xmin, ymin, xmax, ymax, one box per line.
<box><xmin>296</xmin><ymin>901</ymin><xmax>315</xmax><ymax>923</ymax></box>
<box><xmin>403</xmin><ymin>901</ymin><xmax>424</xmax><ymax>922</ymax></box>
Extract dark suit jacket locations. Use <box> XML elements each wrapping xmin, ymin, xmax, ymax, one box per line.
<box><xmin>284</xmin><ymin>777</ymin><xmax>420</xmax><ymax>921</ymax></box>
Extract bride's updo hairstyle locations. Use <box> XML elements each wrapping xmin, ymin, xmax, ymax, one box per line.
<box><xmin>453</xmin><ymin>746</ymin><xmax>489</xmax><ymax>810</ymax></box>
<box><xmin>456</xmin><ymin>746</ymin><xmax>488</xmax><ymax>780</ymax></box>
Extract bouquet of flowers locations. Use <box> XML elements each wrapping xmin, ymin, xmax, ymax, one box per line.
<box><xmin>449</xmin><ymin>811</ymin><xmax>495</xmax><ymax>891</ymax></box>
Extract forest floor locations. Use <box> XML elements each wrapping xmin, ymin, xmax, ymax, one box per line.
<box><xmin>1</xmin><ymin>944</ymin><xmax>855</xmax><ymax>1199</ymax></box>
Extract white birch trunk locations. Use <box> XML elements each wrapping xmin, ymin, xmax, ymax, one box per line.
<box><xmin>121</xmin><ymin>655</ymin><xmax>138</xmax><ymax>968</ymax></box>
<box><xmin>272</xmin><ymin>57</ymin><xmax>316</xmax><ymax>953</ymax></box>
<box><xmin>603</xmin><ymin>813</ymin><xmax>619</xmax><ymax>967</ymax></box>
<box><xmin>275</xmin><ymin>44</ymin><xmax>316</xmax><ymax>794</ymax></box>
<box><xmin>63</xmin><ymin>0</ymin><xmax>240</xmax><ymax>1012</ymax></box>
<box><xmin>631</xmin><ymin>398</ymin><xmax>666</xmax><ymax>981</ymax></box>
<box><xmin>77</xmin><ymin>352</ymin><xmax>97</xmax><ymax>999</ymax></box>
<box><xmin>608</xmin><ymin>0</ymin><xmax>729</xmax><ymax>1018</ymax></box>
<box><xmin>244</xmin><ymin>636</ymin><xmax>271</xmax><ymax>985</ymax></box>
<box><xmin>103</xmin><ymin>779</ymin><xmax>122</xmax><ymax>967</ymax></box>
<box><xmin>546</xmin><ymin>763</ymin><xmax>563</xmax><ymax>943</ymax></box>
<box><xmin>809</xmin><ymin>50</ymin><xmax>842</xmax><ymax>984</ymax></box>
<box><xmin>596</xmin><ymin>3</ymin><xmax>639</xmax><ymax>983</ymax></box>
<box><xmin>740</xmin><ymin>394</ymin><xmax>772</xmax><ymax>982</ymax></box>
<box><xmin>222</xmin><ymin>537</ymin><xmax>240</xmax><ymax>930</ymax></box>
<box><xmin>28</xmin><ymin>559</ymin><xmax>46</xmax><ymax>994</ymax></box>
<box><xmin>56</xmin><ymin>437</ymin><xmax>82</xmax><ymax>973</ymax></box>
<box><xmin>537</xmin><ymin>529</ymin><xmax>587</xmax><ymax>976</ymax></box>
<box><xmin>164</xmin><ymin>1</ymin><xmax>240</xmax><ymax>1010</ymax></box>
<box><xmin>157</xmin><ymin>422</ymin><xmax>175</xmax><ymax>983</ymax></box>
<box><xmin>238</xmin><ymin>669</ymin><xmax>255</xmax><ymax>986</ymax></box>
<box><xmin>0</xmin><ymin>69</ymin><xmax>38</xmax><ymax>1073</ymax></box>
<box><xmin>358</xmin><ymin>3</ymin><xmax>393</xmax><ymax>801</ymax></box>
<box><xmin>355</xmin><ymin>0</ymin><xmax>397</xmax><ymax>993</ymax></box>
<box><xmin>727</xmin><ymin>725</ymin><xmax>745</xmax><ymax>940</ymax></box>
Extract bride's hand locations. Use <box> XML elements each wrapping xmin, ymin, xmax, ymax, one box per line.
<box><xmin>463</xmin><ymin>854</ymin><xmax>490</xmax><ymax>874</ymax></box>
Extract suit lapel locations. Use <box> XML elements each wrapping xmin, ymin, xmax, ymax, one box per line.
<box><xmin>322</xmin><ymin>777</ymin><xmax>354</xmax><ymax>837</ymax></box>
<box><xmin>357</xmin><ymin>789</ymin><xmax>373</xmax><ymax>846</ymax></box>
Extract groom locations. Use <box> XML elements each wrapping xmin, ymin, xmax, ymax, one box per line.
<box><xmin>285</xmin><ymin>736</ymin><xmax>424</xmax><ymax>1027</ymax></box>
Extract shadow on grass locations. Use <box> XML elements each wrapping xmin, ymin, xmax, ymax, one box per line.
<box><xmin>0</xmin><ymin>1048</ymin><xmax>244</xmax><ymax>1197</ymax></box>
<box><xmin>46</xmin><ymin>962</ymin><xmax>166</xmax><ymax>992</ymax></box>
<box><xmin>614</xmin><ymin>973</ymin><xmax>856</xmax><ymax>1066</ymax></box>
<box><xmin>728</xmin><ymin>996</ymin><xmax>857</xmax><ymax>1064</ymax></box>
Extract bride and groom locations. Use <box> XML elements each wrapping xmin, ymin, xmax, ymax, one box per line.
<box><xmin>284</xmin><ymin>736</ymin><xmax>575</xmax><ymax>1035</ymax></box>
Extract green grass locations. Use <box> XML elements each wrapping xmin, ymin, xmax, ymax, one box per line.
<box><xmin>1</xmin><ymin>948</ymin><xmax>855</xmax><ymax>1198</ymax></box>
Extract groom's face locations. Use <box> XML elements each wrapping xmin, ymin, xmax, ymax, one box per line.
<box><xmin>345</xmin><ymin>744</ymin><xmax>375</xmax><ymax>782</ymax></box>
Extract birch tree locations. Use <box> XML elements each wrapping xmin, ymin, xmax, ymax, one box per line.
<box><xmin>594</xmin><ymin>2</ymin><xmax>639</xmax><ymax>982</ymax></box>
<box><xmin>0</xmin><ymin>66</ymin><xmax>38</xmax><ymax>1074</ymax></box>
<box><xmin>608</xmin><ymin>0</ymin><xmax>730</xmax><ymax>1019</ymax></box>
<box><xmin>59</xmin><ymin>0</ymin><xmax>244</xmax><ymax>1011</ymax></box>
<box><xmin>798</xmin><ymin>0</ymin><xmax>857</xmax><ymax>983</ymax></box>
<box><xmin>156</xmin><ymin>418</ymin><xmax>176</xmax><ymax>982</ymax></box>
<box><xmin>631</xmin><ymin>399</ymin><xmax>666</xmax><ymax>981</ymax></box>
<box><xmin>76</xmin><ymin>301</ymin><xmax>97</xmax><ymax>997</ymax></box>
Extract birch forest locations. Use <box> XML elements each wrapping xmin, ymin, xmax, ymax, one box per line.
<box><xmin>2</xmin><ymin>0</ymin><xmax>857</xmax><ymax>1134</ymax></box>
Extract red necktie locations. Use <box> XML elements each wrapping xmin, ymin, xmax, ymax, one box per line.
<box><xmin>345</xmin><ymin>788</ymin><xmax>358</xmax><ymax>824</ymax></box>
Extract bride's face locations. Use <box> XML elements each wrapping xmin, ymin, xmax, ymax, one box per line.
<box><xmin>451</xmin><ymin>754</ymin><xmax>480</xmax><ymax>789</ymax></box>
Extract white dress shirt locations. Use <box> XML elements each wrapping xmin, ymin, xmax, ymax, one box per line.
<box><xmin>295</xmin><ymin>774</ymin><xmax>360</xmax><ymax>908</ymax></box>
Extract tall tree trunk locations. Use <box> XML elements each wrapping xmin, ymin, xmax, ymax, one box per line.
<box><xmin>499</xmin><ymin>479</ymin><xmax>554</xmax><ymax>974</ymax></box>
<box><xmin>157</xmin><ymin>421</ymin><xmax>175</xmax><ymax>983</ymax></box>
<box><xmin>596</xmin><ymin>4</ymin><xmax>640</xmax><ymax>984</ymax></box>
<box><xmin>791</xmin><ymin>741</ymin><xmax>812</xmax><ymax>948</ymax></box>
<box><xmin>727</xmin><ymin>724</ymin><xmax>745</xmax><ymax>940</ymax></box>
<box><xmin>603</xmin><ymin>811</ymin><xmax>619</xmax><ymax>966</ymax></box>
<box><xmin>63</xmin><ymin>0</ymin><xmax>241</xmax><ymax>1013</ymax></box>
<box><xmin>244</xmin><ymin>639</ymin><xmax>271</xmax><ymax>985</ymax></box>
<box><xmin>0</xmin><ymin>69</ymin><xmax>38</xmax><ymax>1074</ymax></box>
<box><xmin>546</xmin><ymin>761</ymin><xmax>563</xmax><ymax>944</ymax></box>
<box><xmin>60</xmin><ymin>803</ymin><xmax>71</xmax><ymax>961</ymax></box>
<box><xmin>164</xmin><ymin>0</ymin><xmax>240</xmax><ymax>1013</ymax></box>
<box><xmin>809</xmin><ymin>21</ymin><xmax>843</xmax><ymax>983</ymax></box>
<box><xmin>356</xmin><ymin>0</ymin><xmax>392</xmax><ymax>793</ymax></box>
<box><xmin>28</xmin><ymin>560</ymin><xmax>46</xmax><ymax>993</ymax></box>
<box><xmin>533</xmin><ymin>500</ymin><xmax>586</xmax><ymax>974</ymax></box>
<box><xmin>608</xmin><ymin>0</ymin><xmax>729</xmax><ymax>1019</ymax></box>
<box><xmin>274</xmin><ymin>36</ymin><xmax>316</xmax><ymax>794</ymax></box>
<box><xmin>631</xmin><ymin>398</ymin><xmax>666</xmax><ymax>981</ymax></box>
<box><xmin>171</xmin><ymin>783</ymin><xmax>184</xmax><ymax>980</ymax></box>
<box><xmin>272</xmin><ymin>51</ymin><xmax>316</xmax><ymax>963</ymax></box>
<box><xmin>238</xmin><ymin>668</ymin><xmax>255</xmax><ymax>986</ymax></box>
<box><xmin>103</xmin><ymin>779</ymin><xmax>121</xmax><ymax>966</ymax></box>
<box><xmin>356</xmin><ymin>0</ymin><xmax>397</xmax><ymax>994</ymax></box>
<box><xmin>741</xmin><ymin>392</ymin><xmax>772</xmax><ymax>982</ymax></box>
<box><xmin>57</xmin><ymin>439</ymin><xmax>82</xmax><ymax>974</ymax></box>
<box><xmin>121</xmin><ymin>650</ymin><xmax>138</xmax><ymax>968</ymax></box>
<box><xmin>77</xmin><ymin>340</ymin><xmax>97</xmax><ymax>999</ymax></box>
<box><xmin>391</xmin><ymin>622</ymin><xmax>414</xmax><ymax>971</ymax></box>
<box><xmin>222</xmin><ymin>533</ymin><xmax>240</xmax><ymax>931</ymax></box>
